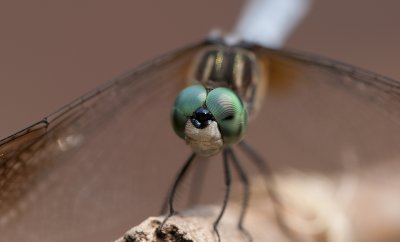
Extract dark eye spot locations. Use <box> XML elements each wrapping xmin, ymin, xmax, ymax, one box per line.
<box><xmin>223</xmin><ymin>115</ymin><xmax>234</xmax><ymax>120</ymax></box>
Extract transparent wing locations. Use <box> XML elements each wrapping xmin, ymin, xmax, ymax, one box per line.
<box><xmin>0</xmin><ymin>42</ymin><xmax>205</xmax><ymax>241</ymax></box>
<box><xmin>250</xmin><ymin>47</ymin><xmax>400</xmax><ymax>241</ymax></box>
<box><xmin>250</xmin><ymin>46</ymin><xmax>400</xmax><ymax>170</ymax></box>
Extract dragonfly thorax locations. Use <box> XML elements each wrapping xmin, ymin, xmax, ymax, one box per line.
<box><xmin>189</xmin><ymin>45</ymin><xmax>267</xmax><ymax>118</ymax></box>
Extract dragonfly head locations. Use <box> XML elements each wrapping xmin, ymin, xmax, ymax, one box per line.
<box><xmin>172</xmin><ymin>84</ymin><xmax>248</xmax><ymax>157</ymax></box>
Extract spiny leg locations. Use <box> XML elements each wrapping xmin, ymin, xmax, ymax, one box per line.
<box><xmin>213</xmin><ymin>149</ymin><xmax>231</xmax><ymax>242</ymax></box>
<box><xmin>157</xmin><ymin>152</ymin><xmax>197</xmax><ymax>235</ymax></box>
<box><xmin>227</xmin><ymin>148</ymin><xmax>252</xmax><ymax>242</ymax></box>
<box><xmin>238</xmin><ymin>140</ymin><xmax>295</xmax><ymax>240</ymax></box>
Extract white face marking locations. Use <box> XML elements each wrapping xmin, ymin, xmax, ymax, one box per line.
<box><xmin>184</xmin><ymin>121</ymin><xmax>223</xmax><ymax>157</ymax></box>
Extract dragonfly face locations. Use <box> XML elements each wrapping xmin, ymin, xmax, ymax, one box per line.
<box><xmin>172</xmin><ymin>84</ymin><xmax>247</xmax><ymax>156</ymax></box>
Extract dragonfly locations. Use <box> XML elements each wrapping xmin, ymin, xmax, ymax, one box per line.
<box><xmin>1</xmin><ymin>2</ymin><xmax>400</xmax><ymax>242</ymax></box>
<box><xmin>155</xmin><ymin>36</ymin><xmax>290</xmax><ymax>242</ymax></box>
<box><xmin>1</xmin><ymin>36</ymin><xmax>400</xmax><ymax>242</ymax></box>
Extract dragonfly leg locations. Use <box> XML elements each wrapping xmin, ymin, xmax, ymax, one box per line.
<box><xmin>159</xmin><ymin>153</ymin><xmax>199</xmax><ymax>215</ymax></box>
<box><xmin>160</xmin><ymin>157</ymin><xmax>208</xmax><ymax>215</ymax></box>
<box><xmin>213</xmin><ymin>149</ymin><xmax>231</xmax><ymax>242</ymax></box>
<box><xmin>238</xmin><ymin>140</ymin><xmax>296</xmax><ymax>241</ymax></box>
<box><xmin>228</xmin><ymin>148</ymin><xmax>253</xmax><ymax>242</ymax></box>
<box><xmin>157</xmin><ymin>152</ymin><xmax>197</xmax><ymax>236</ymax></box>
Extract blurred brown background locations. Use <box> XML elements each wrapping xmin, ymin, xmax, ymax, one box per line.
<box><xmin>0</xmin><ymin>0</ymin><xmax>399</xmax><ymax>138</ymax></box>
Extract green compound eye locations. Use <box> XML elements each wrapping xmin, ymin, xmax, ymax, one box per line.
<box><xmin>206</xmin><ymin>87</ymin><xmax>248</xmax><ymax>144</ymax></box>
<box><xmin>172</xmin><ymin>84</ymin><xmax>207</xmax><ymax>138</ymax></box>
